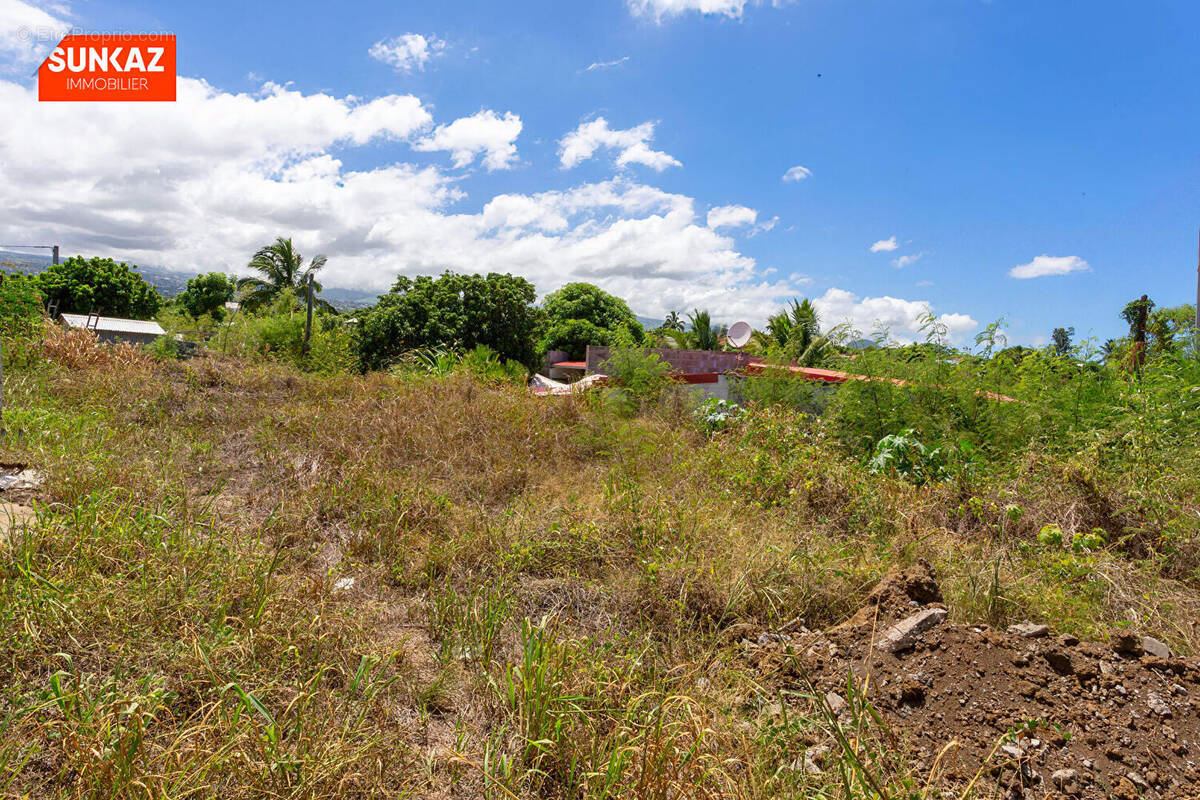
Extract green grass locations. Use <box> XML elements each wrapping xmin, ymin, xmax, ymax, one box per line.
<box><xmin>0</xmin><ymin>325</ymin><xmax>1198</xmax><ymax>797</ymax></box>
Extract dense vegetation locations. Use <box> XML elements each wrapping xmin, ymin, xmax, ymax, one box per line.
<box><xmin>1</xmin><ymin>242</ymin><xmax>1198</xmax><ymax>797</ymax></box>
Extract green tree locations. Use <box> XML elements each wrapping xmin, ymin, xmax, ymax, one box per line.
<box><xmin>662</xmin><ymin>311</ymin><xmax>683</xmax><ymax>331</ymax></box>
<box><xmin>177</xmin><ymin>272</ymin><xmax>236</xmax><ymax>320</ymax></box>
<box><xmin>1146</xmin><ymin>304</ymin><xmax>1196</xmax><ymax>355</ymax></box>
<box><xmin>237</xmin><ymin>237</ymin><xmax>334</xmax><ymax>313</ymax></box>
<box><xmin>357</xmin><ymin>271</ymin><xmax>541</xmax><ymax>371</ymax></box>
<box><xmin>538</xmin><ymin>282</ymin><xmax>643</xmax><ymax>359</ymax></box>
<box><xmin>1051</xmin><ymin>326</ymin><xmax>1074</xmax><ymax>356</ymax></box>
<box><xmin>759</xmin><ymin>298</ymin><xmax>820</xmax><ymax>353</ymax></box>
<box><xmin>35</xmin><ymin>256</ymin><xmax>162</xmax><ymax>319</ymax></box>
<box><xmin>687</xmin><ymin>309</ymin><xmax>720</xmax><ymax>351</ymax></box>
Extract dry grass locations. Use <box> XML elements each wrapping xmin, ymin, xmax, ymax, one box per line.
<box><xmin>0</xmin><ymin>351</ymin><xmax>1197</xmax><ymax>797</ymax></box>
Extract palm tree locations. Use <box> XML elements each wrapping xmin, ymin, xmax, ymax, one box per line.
<box><xmin>752</xmin><ymin>297</ymin><xmax>840</xmax><ymax>366</ymax></box>
<box><xmin>237</xmin><ymin>237</ymin><xmax>334</xmax><ymax>313</ymax></box>
<box><xmin>767</xmin><ymin>299</ymin><xmax>819</xmax><ymax>350</ymax></box>
<box><xmin>688</xmin><ymin>309</ymin><xmax>720</xmax><ymax>351</ymax></box>
<box><xmin>663</xmin><ymin>311</ymin><xmax>683</xmax><ymax>331</ymax></box>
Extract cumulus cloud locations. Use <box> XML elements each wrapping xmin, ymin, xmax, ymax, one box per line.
<box><xmin>414</xmin><ymin>109</ymin><xmax>522</xmax><ymax>170</ymax></box>
<box><xmin>782</xmin><ymin>165</ymin><xmax>811</xmax><ymax>182</ymax></box>
<box><xmin>892</xmin><ymin>252</ymin><xmax>923</xmax><ymax>269</ymax></box>
<box><xmin>628</xmin><ymin>0</ymin><xmax>748</xmax><ymax>21</ymax></box>
<box><xmin>0</xmin><ymin>0</ymin><xmax>70</xmax><ymax>71</ymax></box>
<box><xmin>0</xmin><ymin>76</ymin><xmax>815</xmax><ymax>322</ymax></box>
<box><xmin>559</xmin><ymin>117</ymin><xmax>680</xmax><ymax>171</ymax></box>
<box><xmin>1008</xmin><ymin>254</ymin><xmax>1090</xmax><ymax>279</ymax></box>
<box><xmin>586</xmin><ymin>56</ymin><xmax>629</xmax><ymax>71</ymax></box>
<box><xmin>368</xmin><ymin>33</ymin><xmax>446</xmax><ymax>72</ymax></box>
<box><xmin>813</xmin><ymin>288</ymin><xmax>978</xmax><ymax>343</ymax></box>
<box><xmin>870</xmin><ymin>236</ymin><xmax>898</xmax><ymax>253</ymax></box>
<box><xmin>706</xmin><ymin>205</ymin><xmax>757</xmax><ymax>229</ymax></box>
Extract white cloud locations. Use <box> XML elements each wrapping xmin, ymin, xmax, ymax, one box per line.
<box><xmin>414</xmin><ymin>109</ymin><xmax>522</xmax><ymax>170</ymax></box>
<box><xmin>706</xmin><ymin>205</ymin><xmax>757</xmax><ymax>229</ymax></box>
<box><xmin>586</xmin><ymin>56</ymin><xmax>629</xmax><ymax>71</ymax></box>
<box><xmin>782</xmin><ymin>165</ymin><xmax>811</xmax><ymax>182</ymax></box>
<box><xmin>369</xmin><ymin>33</ymin><xmax>446</xmax><ymax>72</ymax></box>
<box><xmin>0</xmin><ymin>76</ymin><xmax>812</xmax><ymax>323</ymax></box>
<box><xmin>628</xmin><ymin>0</ymin><xmax>748</xmax><ymax>22</ymax></box>
<box><xmin>813</xmin><ymin>288</ymin><xmax>978</xmax><ymax>343</ymax></box>
<box><xmin>1008</xmin><ymin>254</ymin><xmax>1090</xmax><ymax>279</ymax></box>
<box><xmin>559</xmin><ymin>117</ymin><xmax>680</xmax><ymax>171</ymax></box>
<box><xmin>870</xmin><ymin>236</ymin><xmax>898</xmax><ymax>253</ymax></box>
<box><xmin>892</xmin><ymin>252</ymin><xmax>923</xmax><ymax>268</ymax></box>
<box><xmin>0</xmin><ymin>0</ymin><xmax>70</xmax><ymax>71</ymax></box>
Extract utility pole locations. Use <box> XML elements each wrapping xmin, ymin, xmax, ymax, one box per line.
<box><xmin>303</xmin><ymin>277</ymin><xmax>314</xmax><ymax>356</ymax></box>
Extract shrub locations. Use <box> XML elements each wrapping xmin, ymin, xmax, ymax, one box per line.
<box><xmin>694</xmin><ymin>397</ymin><xmax>743</xmax><ymax>434</ymax></box>
<box><xmin>599</xmin><ymin>333</ymin><xmax>673</xmax><ymax>414</ymax></box>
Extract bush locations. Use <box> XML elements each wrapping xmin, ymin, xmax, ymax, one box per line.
<box><xmin>220</xmin><ymin>290</ymin><xmax>355</xmax><ymax>374</ymax></box>
<box><xmin>694</xmin><ymin>397</ymin><xmax>743</xmax><ymax>434</ymax></box>
<box><xmin>599</xmin><ymin>333</ymin><xmax>673</xmax><ymax>414</ymax></box>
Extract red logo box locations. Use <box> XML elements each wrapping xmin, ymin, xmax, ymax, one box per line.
<box><xmin>39</xmin><ymin>34</ymin><xmax>176</xmax><ymax>102</ymax></box>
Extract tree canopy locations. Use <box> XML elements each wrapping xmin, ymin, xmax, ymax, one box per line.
<box><xmin>356</xmin><ymin>271</ymin><xmax>541</xmax><ymax>371</ymax></box>
<box><xmin>177</xmin><ymin>272</ymin><xmax>236</xmax><ymax>320</ymax></box>
<box><xmin>538</xmin><ymin>282</ymin><xmax>643</xmax><ymax>360</ymax></box>
<box><xmin>35</xmin><ymin>256</ymin><xmax>162</xmax><ymax>319</ymax></box>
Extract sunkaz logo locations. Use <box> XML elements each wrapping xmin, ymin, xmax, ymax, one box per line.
<box><xmin>39</xmin><ymin>34</ymin><xmax>176</xmax><ymax>101</ymax></box>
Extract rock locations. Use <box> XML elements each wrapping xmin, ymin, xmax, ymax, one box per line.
<box><xmin>1142</xmin><ymin>636</ymin><xmax>1171</xmax><ymax>659</ymax></box>
<box><xmin>1112</xmin><ymin>631</ymin><xmax>1142</xmax><ymax>656</ymax></box>
<box><xmin>824</xmin><ymin>691</ymin><xmax>847</xmax><ymax>714</ymax></box>
<box><xmin>1059</xmin><ymin>632</ymin><xmax>1080</xmax><ymax>646</ymax></box>
<box><xmin>333</xmin><ymin>577</ymin><xmax>355</xmax><ymax>592</ymax></box>
<box><xmin>1113</xmin><ymin>776</ymin><xmax>1138</xmax><ymax>800</ymax></box>
<box><xmin>1008</xmin><ymin>622</ymin><xmax>1050</xmax><ymax>638</ymax></box>
<box><xmin>1052</xmin><ymin>768</ymin><xmax>1079</xmax><ymax>791</ymax></box>
<box><xmin>1148</xmin><ymin>692</ymin><xmax>1173</xmax><ymax>718</ymax></box>
<box><xmin>874</xmin><ymin>608</ymin><xmax>948</xmax><ymax>653</ymax></box>
<box><xmin>0</xmin><ymin>469</ymin><xmax>42</xmax><ymax>491</ymax></box>
<box><xmin>799</xmin><ymin>745</ymin><xmax>829</xmax><ymax>775</ymax></box>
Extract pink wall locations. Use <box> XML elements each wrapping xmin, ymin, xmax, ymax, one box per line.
<box><xmin>586</xmin><ymin>346</ymin><xmax>755</xmax><ymax>375</ymax></box>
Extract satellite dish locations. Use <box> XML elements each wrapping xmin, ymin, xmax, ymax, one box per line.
<box><xmin>727</xmin><ymin>320</ymin><xmax>752</xmax><ymax>349</ymax></box>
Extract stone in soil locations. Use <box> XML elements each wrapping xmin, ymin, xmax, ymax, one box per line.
<box><xmin>1008</xmin><ymin>622</ymin><xmax>1050</xmax><ymax>638</ymax></box>
<box><xmin>874</xmin><ymin>607</ymin><xmax>948</xmax><ymax>653</ymax></box>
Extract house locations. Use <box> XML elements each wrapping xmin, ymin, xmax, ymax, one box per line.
<box><xmin>59</xmin><ymin>313</ymin><xmax>166</xmax><ymax>346</ymax></box>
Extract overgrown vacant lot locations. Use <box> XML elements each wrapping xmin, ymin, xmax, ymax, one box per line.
<box><xmin>1</xmin><ymin>341</ymin><xmax>1199</xmax><ymax>798</ymax></box>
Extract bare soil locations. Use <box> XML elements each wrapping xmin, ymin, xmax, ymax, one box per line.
<box><xmin>742</xmin><ymin>563</ymin><xmax>1200</xmax><ymax>799</ymax></box>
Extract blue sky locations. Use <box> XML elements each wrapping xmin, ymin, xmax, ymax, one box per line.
<box><xmin>2</xmin><ymin>0</ymin><xmax>1198</xmax><ymax>345</ymax></box>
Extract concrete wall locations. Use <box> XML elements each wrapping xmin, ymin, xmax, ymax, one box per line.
<box><xmin>95</xmin><ymin>331</ymin><xmax>160</xmax><ymax>347</ymax></box>
<box><xmin>586</xmin><ymin>345</ymin><xmax>755</xmax><ymax>375</ymax></box>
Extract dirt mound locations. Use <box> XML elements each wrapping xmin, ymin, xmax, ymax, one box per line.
<box><xmin>741</xmin><ymin>563</ymin><xmax>1200</xmax><ymax>799</ymax></box>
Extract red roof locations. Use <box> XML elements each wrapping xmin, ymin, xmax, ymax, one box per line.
<box><xmin>550</xmin><ymin>360</ymin><xmax>587</xmax><ymax>369</ymax></box>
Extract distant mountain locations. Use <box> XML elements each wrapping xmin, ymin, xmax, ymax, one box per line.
<box><xmin>318</xmin><ymin>286</ymin><xmax>381</xmax><ymax>310</ymax></box>
<box><xmin>1</xmin><ymin>250</ymin><xmax>192</xmax><ymax>297</ymax></box>
<box><xmin>0</xmin><ymin>250</ymin><xmax>379</xmax><ymax>311</ymax></box>
<box><xmin>636</xmin><ymin>315</ymin><xmax>664</xmax><ymax>330</ymax></box>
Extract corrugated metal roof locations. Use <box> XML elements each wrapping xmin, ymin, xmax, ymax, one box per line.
<box><xmin>60</xmin><ymin>313</ymin><xmax>166</xmax><ymax>336</ymax></box>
